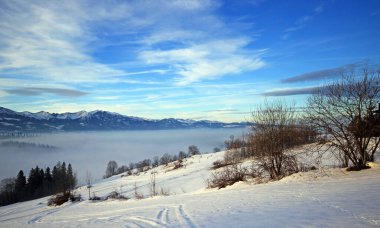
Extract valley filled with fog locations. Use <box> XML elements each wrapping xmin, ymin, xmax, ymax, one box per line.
<box><xmin>0</xmin><ymin>128</ymin><xmax>247</xmax><ymax>183</ymax></box>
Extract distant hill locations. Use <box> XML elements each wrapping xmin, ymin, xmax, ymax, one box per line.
<box><xmin>0</xmin><ymin>107</ymin><xmax>249</xmax><ymax>132</ymax></box>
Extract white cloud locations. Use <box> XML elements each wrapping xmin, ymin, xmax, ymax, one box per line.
<box><xmin>0</xmin><ymin>0</ymin><xmax>128</xmax><ymax>83</ymax></box>
<box><xmin>140</xmin><ymin>39</ymin><xmax>265</xmax><ymax>85</ymax></box>
<box><xmin>0</xmin><ymin>0</ymin><xmax>265</xmax><ymax>93</ymax></box>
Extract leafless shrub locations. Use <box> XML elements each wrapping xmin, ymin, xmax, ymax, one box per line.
<box><xmin>224</xmin><ymin>149</ymin><xmax>241</xmax><ymax>165</ymax></box>
<box><xmin>211</xmin><ymin>160</ymin><xmax>230</xmax><ymax>169</ymax></box>
<box><xmin>172</xmin><ymin>160</ymin><xmax>184</xmax><ymax>170</ymax></box>
<box><xmin>133</xmin><ymin>182</ymin><xmax>144</xmax><ymax>200</ymax></box>
<box><xmin>207</xmin><ymin>164</ymin><xmax>247</xmax><ymax>189</ymax></box>
<box><xmin>158</xmin><ymin>187</ymin><xmax>170</xmax><ymax>196</ymax></box>
<box><xmin>106</xmin><ymin>191</ymin><xmax>129</xmax><ymax>200</ymax></box>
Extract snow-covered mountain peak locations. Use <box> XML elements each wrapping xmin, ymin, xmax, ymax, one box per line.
<box><xmin>55</xmin><ymin>111</ymin><xmax>89</xmax><ymax>120</ymax></box>
<box><xmin>21</xmin><ymin>111</ymin><xmax>53</xmax><ymax>120</ymax></box>
<box><xmin>0</xmin><ymin>106</ymin><xmax>249</xmax><ymax>131</ymax></box>
<box><xmin>0</xmin><ymin>107</ymin><xmax>15</xmax><ymax>114</ymax></box>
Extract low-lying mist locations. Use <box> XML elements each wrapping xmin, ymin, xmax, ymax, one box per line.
<box><xmin>0</xmin><ymin>128</ymin><xmax>247</xmax><ymax>183</ymax></box>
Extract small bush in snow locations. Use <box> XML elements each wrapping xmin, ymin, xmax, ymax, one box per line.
<box><xmin>159</xmin><ymin>187</ymin><xmax>170</xmax><ymax>196</ymax></box>
<box><xmin>106</xmin><ymin>191</ymin><xmax>129</xmax><ymax>200</ymax></box>
<box><xmin>172</xmin><ymin>160</ymin><xmax>184</xmax><ymax>170</ymax></box>
<box><xmin>89</xmin><ymin>195</ymin><xmax>103</xmax><ymax>201</ymax></box>
<box><xmin>133</xmin><ymin>182</ymin><xmax>144</xmax><ymax>200</ymax></box>
<box><xmin>69</xmin><ymin>193</ymin><xmax>82</xmax><ymax>202</ymax></box>
<box><xmin>211</xmin><ymin>160</ymin><xmax>230</xmax><ymax>169</ymax></box>
<box><xmin>48</xmin><ymin>192</ymin><xmax>70</xmax><ymax>206</ymax></box>
<box><xmin>207</xmin><ymin>164</ymin><xmax>247</xmax><ymax>189</ymax></box>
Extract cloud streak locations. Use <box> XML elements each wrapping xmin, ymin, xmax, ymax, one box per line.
<box><xmin>281</xmin><ymin>66</ymin><xmax>345</xmax><ymax>83</ymax></box>
<box><xmin>282</xmin><ymin>4</ymin><xmax>323</xmax><ymax>39</ymax></box>
<box><xmin>261</xmin><ymin>86</ymin><xmax>320</xmax><ymax>96</ymax></box>
<box><xmin>6</xmin><ymin>87</ymin><xmax>88</xmax><ymax>97</ymax></box>
<box><xmin>281</xmin><ymin>62</ymin><xmax>379</xmax><ymax>83</ymax></box>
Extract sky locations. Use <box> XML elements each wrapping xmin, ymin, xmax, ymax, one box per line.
<box><xmin>0</xmin><ymin>0</ymin><xmax>380</xmax><ymax>122</ymax></box>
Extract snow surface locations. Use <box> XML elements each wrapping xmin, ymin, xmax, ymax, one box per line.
<box><xmin>0</xmin><ymin>151</ymin><xmax>380</xmax><ymax>227</ymax></box>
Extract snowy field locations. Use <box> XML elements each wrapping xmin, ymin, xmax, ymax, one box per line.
<box><xmin>0</xmin><ymin>151</ymin><xmax>380</xmax><ymax>227</ymax></box>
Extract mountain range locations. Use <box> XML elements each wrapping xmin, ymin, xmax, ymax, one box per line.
<box><xmin>0</xmin><ymin>107</ymin><xmax>249</xmax><ymax>132</ymax></box>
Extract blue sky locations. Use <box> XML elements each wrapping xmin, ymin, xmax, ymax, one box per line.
<box><xmin>0</xmin><ymin>0</ymin><xmax>379</xmax><ymax>122</ymax></box>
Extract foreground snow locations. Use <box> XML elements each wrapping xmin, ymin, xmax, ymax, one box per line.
<box><xmin>1</xmin><ymin>152</ymin><xmax>380</xmax><ymax>227</ymax></box>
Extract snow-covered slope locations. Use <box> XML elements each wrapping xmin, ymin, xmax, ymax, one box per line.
<box><xmin>0</xmin><ymin>151</ymin><xmax>380</xmax><ymax>227</ymax></box>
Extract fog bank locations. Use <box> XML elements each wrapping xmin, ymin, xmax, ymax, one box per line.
<box><xmin>0</xmin><ymin>128</ymin><xmax>247</xmax><ymax>183</ymax></box>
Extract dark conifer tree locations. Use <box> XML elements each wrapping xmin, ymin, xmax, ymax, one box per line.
<box><xmin>15</xmin><ymin>170</ymin><xmax>26</xmax><ymax>192</ymax></box>
<box><xmin>44</xmin><ymin>167</ymin><xmax>52</xmax><ymax>182</ymax></box>
<box><xmin>67</xmin><ymin>163</ymin><xmax>76</xmax><ymax>191</ymax></box>
<box><xmin>44</xmin><ymin>167</ymin><xmax>53</xmax><ymax>195</ymax></box>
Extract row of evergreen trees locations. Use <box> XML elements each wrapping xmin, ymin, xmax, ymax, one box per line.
<box><xmin>0</xmin><ymin>162</ymin><xmax>77</xmax><ymax>206</ymax></box>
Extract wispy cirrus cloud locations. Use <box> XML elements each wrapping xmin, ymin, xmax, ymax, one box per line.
<box><xmin>282</xmin><ymin>4</ymin><xmax>324</xmax><ymax>39</ymax></box>
<box><xmin>205</xmin><ymin>109</ymin><xmax>251</xmax><ymax>115</ymax></box>
<box><xmin>6</xmin><ymin>87</ymin><xmax>88</xmax><ymax>97</ymax></box>
<box><xmin>140</xmin><ymin>39</ymin><xmax>266</xmax><ymax>85</ymax></box>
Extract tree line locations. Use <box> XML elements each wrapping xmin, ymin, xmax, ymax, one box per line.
<box><xmin>0</xmin><ymin>162</ymin><xmax>77</xmax><ymax>206</ymax></box>
<box><xmin>104</xmin><ymin>145</ymin><xmax>201</xmax><ymax>178</ymax></box>
<box><xmin>1</xmin><ymin>140</ymin><xmax>57</xmax><ymax>150</ymax></box>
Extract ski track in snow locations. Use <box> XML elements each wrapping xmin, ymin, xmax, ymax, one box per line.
<box><xmin>27</xmin><ymin>209</ymin><xmax>59</xmax><ymax>224</ymax></box>
<box><xmin>21</xmin><ymin>203</ymin><xmax>198</xmax><ymax>227</ymax></box>
<box><xmin>121</xmin><ymin>204</ymin><xmax>197</xmax><ymax>227</ymax></box>
<box><xmin>177</xmin><ymin>204</ymin><xmax>197</xmax><ymax>228</ymax></box>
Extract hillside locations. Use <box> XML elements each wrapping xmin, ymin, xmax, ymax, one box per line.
<box><xmin>0</xmin><ymin>151</ymin><xmax>379</xmax><ymax>227</ymax></box>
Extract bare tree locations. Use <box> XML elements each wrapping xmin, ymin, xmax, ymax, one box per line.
<box><xmin>105</xmin><ymin>161</ymin><xmax>118</xmax><ymax>178</ymax></box>
<box><xmin>159</xmin><ymin>153</ymin><xmax>172</xmax><ymax>166</ymax></box>
<box><xmin>178</xmin><ymin>151</ymin><xmax>187</xmax><ymax>159</ymax></box>
<box><xmin>188</xmin><ymin>145</ymin><xmax>200</xmax><ymax>156</ymax></box>
<box><xmin>85</xmin><ymin>171</ymin><xmax>93</xmax><ymax>199</ymax></box>
<box><xmin>251</xmin><ymin>101</ymin><xmax>301</xmax><ymax>179</ymax></box>
<box><xmin>152</xmin><ymin>156</ymin><xmax>159</xmax><ymax>167</ymax></box>
<box><xmin>307</xmin><ymin>68</ymin><xmax>380</xmax><ymax>170</ymax></box>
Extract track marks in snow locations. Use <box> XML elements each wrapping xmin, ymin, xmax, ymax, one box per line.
<box><xmin>156</xmin><ymin>207</ymin><xmax>169</xmax><ymax>225</ymax></box>
<box><xmin>27</xmin><ymin>208</ymin><xmax>61</xmax><ymax>224</ymax></box>
<box><xmin>125</xmin><ymin>204</ymin><xmax>197</xmax><ymax>227</ymax></box>
<box><xmin>126</xmin><ymin>216</ymin><xmax>166</xmax><ymax>227</ymax></box>
<box><xmin>176</xmin><ymin>204</ymin><xmax>197</xmax><ymax>228</ymax></box>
